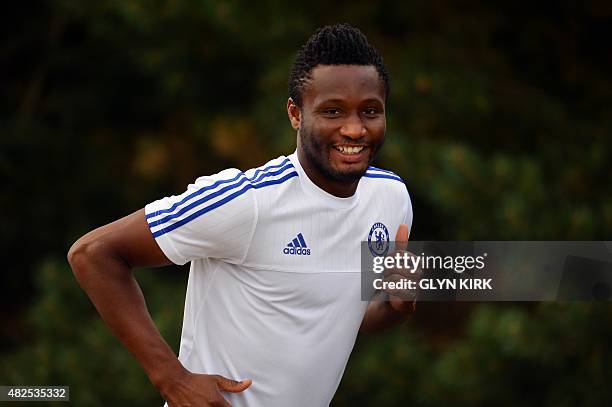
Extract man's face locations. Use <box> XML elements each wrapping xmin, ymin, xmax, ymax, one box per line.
<box><xmin>291</xmin><ymin>65</ymin><xmax>386</xmax><ymax>183</ymax></box>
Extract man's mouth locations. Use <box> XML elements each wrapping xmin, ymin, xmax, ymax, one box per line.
<box><xmin>333</xmin><ymin>145</ymin><xmax>365</xmax><ymax>155</ymax></box>
<box><xmin>331</xmin><ymin>145</ymin><xmax>369</xmax><ymax>165</ymax></box>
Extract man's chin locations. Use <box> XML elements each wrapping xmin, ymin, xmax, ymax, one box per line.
<box><xmin>329</xmin><ymin>163</ymin><xmax>369</xmax><ymax>182</ymax></box>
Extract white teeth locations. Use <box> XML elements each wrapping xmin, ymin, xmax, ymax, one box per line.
<box><xmin>336</xmin><ymin>146</ymin><xmax>364</xmax><ymax>154</ymax></box>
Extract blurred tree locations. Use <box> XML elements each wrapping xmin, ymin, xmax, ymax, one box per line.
<box><xmin>1</xmin><ymin>0</ymin><xmax>611</xmax><ymax>405</ymax></box>
<box><xmin>0</xmin><ymin>258</ymin><xmax>185</xmax><ymax>406</ymax></box>
<box><xmin>335</xmin><ymin>303</ymin><xmax>612</xmax><ymax>406</ymax></box>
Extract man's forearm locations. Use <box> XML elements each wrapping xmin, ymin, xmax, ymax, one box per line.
<box><xmin>68</xmin><ymin>238</ymin><xmax>184</xmax><ymax>389</ymax></box>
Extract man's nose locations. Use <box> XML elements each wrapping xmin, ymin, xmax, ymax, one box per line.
<box><xmin>339</xmin><ymin>114</ymin><xmax>366</xmax><ymax>139</ymax></box>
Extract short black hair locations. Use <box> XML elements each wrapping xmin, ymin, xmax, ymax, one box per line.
<box><xmin>288</xmin><ymin>23</ymin><xmax>390</xmax><ymax>107</ymax></box>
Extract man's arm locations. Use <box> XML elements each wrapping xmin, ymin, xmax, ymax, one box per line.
<box><xmin>359</xmin><ymin>224</ymin><xmax>418</xmax><ymax>335</ymax></box>
<box><xmin>68</xmin><ymin>209</ymin><xmax>251</xmax><ymax>406</ymax></box>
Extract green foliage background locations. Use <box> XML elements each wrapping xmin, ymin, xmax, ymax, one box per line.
<box><xmin>1</xmin><ymin>0</ymin><xmax>611</xmax><ymax>405</ymax></box>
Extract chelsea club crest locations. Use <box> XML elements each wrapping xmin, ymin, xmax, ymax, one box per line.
<box><xmin>368</xmin><ymin>222</ymin><xmax>390</xmax><ymax>257</ymax></box>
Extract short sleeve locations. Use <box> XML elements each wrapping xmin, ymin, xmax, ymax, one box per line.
<box><xmin>144</xmin><ymin>168</ymin><xmax>257</xmax><ymax>265</ymax></box>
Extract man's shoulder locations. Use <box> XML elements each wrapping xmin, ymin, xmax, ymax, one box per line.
<box><xmin>361</xmin><ymin>165</ymin><xmax>408</xmax><ymax>197</ymax></box>
<box><xmin>198</xmin><ymin>155</ymin><xmax>297</xmax><ymax>189</ymax></box>
<box><xmin>360</xmin><ymin>166</ymin><xmax>410</xmax><ymax>209</ymax></box>
<box><xmin>169</xmin><ymin>155</ymin><xmax>296</xmax><ymax>222</ymax></box>
<box><xmin>242</xmin><ymin>155</ymin><xmax>296</xmax><ymax>182</ymax></box>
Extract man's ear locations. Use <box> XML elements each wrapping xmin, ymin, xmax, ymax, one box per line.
<box><xmin>287</xmin><ymin>98</ymin><xmax>301</xmax><ymax>130</ymax></box>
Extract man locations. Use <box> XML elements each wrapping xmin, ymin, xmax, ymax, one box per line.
<box><xmin>68</xmin><ymin>23</ymin><xmax>415</xmax><ymax>407</ymax></box>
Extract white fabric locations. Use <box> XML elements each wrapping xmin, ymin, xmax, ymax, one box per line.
<box><xmin>146</xmin><ymin>152</ymin><xmax>412</xmax><ymax>407</ymax></box>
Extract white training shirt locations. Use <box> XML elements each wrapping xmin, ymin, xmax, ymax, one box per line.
<box><xmin>146</xmin><ymin>152</ymin><xmax>412</xmax><ymax>407</ymax></box>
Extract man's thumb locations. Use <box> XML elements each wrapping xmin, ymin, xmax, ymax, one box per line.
<box><xmin>395</xmin><ymin>223</ymin><xmax>409</xmax><ymax>252</ymax></box>
<box><xmin>215</xmin><ymin>376</ymin><xmax>252</xmax><ymax>393</ymax></box>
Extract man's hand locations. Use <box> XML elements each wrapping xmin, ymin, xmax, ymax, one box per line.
<box><xmin>159</xmin><ymin>367</ymin><xmax>252</xmax><ymax>407</ymax></box>
<box><xmin>359</xmin><ymin>223</ymin><xmax>421</xmax><ymax>334</ymax></box>
<box><xmin>382</xmin><ymin>223</ymin><xmax>422</xmax><ymax>313</ymax></box>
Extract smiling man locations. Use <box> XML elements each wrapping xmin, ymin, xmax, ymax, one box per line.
<box><xmin>68</xmin><ymin>24</ymin><xmax>414</xmax><ymax>407</ymax></box>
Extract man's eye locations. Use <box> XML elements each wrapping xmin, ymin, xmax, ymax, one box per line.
<box><xmin>363</xmin><ymin>108</ymin><xmax>380</xmax><ymax>115</ymax></box>
<box><xmin>323</xmin><ymin>108</ymin><xmax>341</xmax><ymax>115</ymax></box>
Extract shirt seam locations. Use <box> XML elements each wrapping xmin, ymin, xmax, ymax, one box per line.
<box><xmin>239</xmin><ymin>183</ymin><xmax>259</xmax><ymax>264</ymax></box>
<box><xmin>159</xmin><ymin>233</ymin><xmax>185</xmax><ymax>265</ymax></box>
<box><xmin>189</xmin><ymin>260</ymin><xmax>221</xmax><ymax>368</ymax></box>
<box><xmin>147</xmin><ymin>206</ymin><xmax>187</xmax><ymax>265</ymax></box>
<box><xmin>239</xmin><ymin>262</ymin><xmax>362</xmax><ymax>274</ymax></box>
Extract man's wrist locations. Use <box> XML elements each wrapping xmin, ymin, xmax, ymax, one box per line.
<box><xmin>149</xmin><ymin>359</ymin><xmax>188</xmax><ymax>391</ymax></box>
<box><xmin>387</xmin><ymin>296</ymin><xmax>416</xmax><ymax>315</ymax></box>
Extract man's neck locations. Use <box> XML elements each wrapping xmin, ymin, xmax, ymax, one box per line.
<box><xmin>296</xmin><ymin>149</ymin><xmax>359</xmax><ymax>198</ymax></box>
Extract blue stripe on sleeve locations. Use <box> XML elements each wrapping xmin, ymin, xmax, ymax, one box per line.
<box><xmin>364</xmin><ymin>172</ymin><xmax>404</xmax><ymax>182</ymax></box>
<box><xmin>146</xmin><ymin>157</ymin><xmax>290</xmax><ymax>219</ymax></box>
<box><xmin>149</xmin><ymin>164</ymin><xmax>294</xmax><ymax>228</ymax></box>
<box><xmin>367</xmin><ymin>166</ymin><xmax>399</xmax><ymax>176</ymax></box>
<box><xmin>151</xmin><ymin>171</ymin><xmax>297</xmax><ymax>238</ymax></box>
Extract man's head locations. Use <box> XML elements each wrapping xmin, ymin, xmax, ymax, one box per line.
<box><xmin>287</xmin><ymin>24</ymin><xmax>390</xmax><ymax>193</ymax></box>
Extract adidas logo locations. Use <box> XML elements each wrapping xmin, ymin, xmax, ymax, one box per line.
<box><xmin>283</xmin><ymin>233</ymin><xmax>311</xmax><ymax>255</ymax></box>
